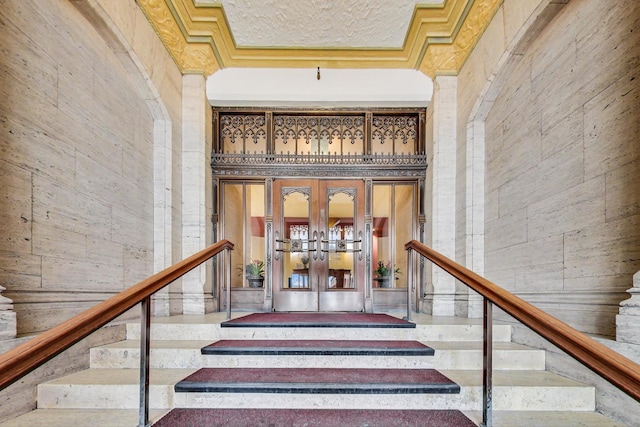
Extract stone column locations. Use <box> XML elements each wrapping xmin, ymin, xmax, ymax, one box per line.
<box><xmin>428</xmin><ymin>75</ymin><xmax>457</xmax><ymax>316</ymax></box>
<box><xmin>181</xmin><ymin>74</ymin><xmax>211</xmax><ymax>314</ymax></box>
<box><xmin>616</xmin><ymin>270</ymin><xmax>640</xmax><ymax>345</ymax></box>
<box><xmin>0</xmin><ymin>286</ymin><xmax>17</xmax><ymax>340</ymax></box>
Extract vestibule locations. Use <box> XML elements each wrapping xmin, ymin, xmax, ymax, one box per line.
<box><xmin>211</xmin><ymin>108</ymin><xmax>427</xmax><ymax>313</ymax></box>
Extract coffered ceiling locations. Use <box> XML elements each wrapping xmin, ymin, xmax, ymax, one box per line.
<box><xmin>137</xmin><ymin>0</ymin><xmax>501</xmax><ymax>77</ymax></box>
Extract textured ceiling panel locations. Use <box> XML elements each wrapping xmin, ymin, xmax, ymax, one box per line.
<box><xmin>216</xmin><ymin>0</ymin><xmax>444</xmax><ymax>48</ymax></box>
<box><xmin>140</xmin><ymin>0</ymin><xmax>502</xmax><ymax>76</ymax></box>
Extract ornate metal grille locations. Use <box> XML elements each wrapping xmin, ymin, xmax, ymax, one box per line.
<box><xmin>372</xmin><ymin>115</ymin><xmax>418</xmax><ymax>155</ymax></box>
<box><xmin>213</xmin><ymin>109</ymin><xmax>426</xmax><ymax>178</ymax></box>
<box><xmin>274</xmin><ymin>115</ymin><xmax>365</xmax><ymax>155</ymax></box>
<box><xmin>220</xmin><ymin>114</ymin><xmax>267</xmax><ymax>153</ymax></box>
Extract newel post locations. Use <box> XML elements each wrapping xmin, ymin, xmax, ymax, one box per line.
<box><xmin>616</xmin><ymin>270</ymin><xmax>640</xmax><ymax>345</ymax></box>
<box><xmin>0</xmin><ymin>285</ymin><xmax>16</xmax><ymax>340</ymax></box>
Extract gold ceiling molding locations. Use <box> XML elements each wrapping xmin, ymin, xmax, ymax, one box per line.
<box><xmin>421</xmin><ymin>0</ymin><xmax>502</xmax><ymax>75</ymax></box>
<box><xmin>137</xmin><ymin>0</ymin><xmax>501</xmax><ymax>78</ymax></box>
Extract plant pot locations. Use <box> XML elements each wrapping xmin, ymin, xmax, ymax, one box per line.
<box><xmin>376</xmin><ymin>276</ymin><xmax>391</xmax><ymax>288</ymax></box>
<box><xmin>247</xmin><ymin>275</ymin><xmax>264</xmax><ymax>288</ymax></box>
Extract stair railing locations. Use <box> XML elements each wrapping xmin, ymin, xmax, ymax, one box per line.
<box><xmin>0</xmin><ymin>239</ymin><xmax>234</xmax><ymax>427</ymax></box>
<box><xmin>405</xmin><ymin>240</ymin><xmax>640</xmax><ymax>427</ymax></box>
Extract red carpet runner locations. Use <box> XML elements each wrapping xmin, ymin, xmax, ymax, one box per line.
<box><xmin>201</xmin><ymin>339</ymin><xmax>435</xmax><ymax>356</ymax></box>
<box><xmin>154</xmin><ymin>313</ymin><xmax>475</xmax><ymax>426</ymax></box>
<box><xmin>154</xmin><ymin>408</ymin><xmax>476</xmax><ymax>426</ymax></box>
<box><xmin>221</xmin><ymin>312</ymin><xmax>415</xmax><ymax>328</ymax></box>
<box><xmin>174</xmin><ymin>367</ymin><xmax>460</xmax><ymax>394</ymax></box>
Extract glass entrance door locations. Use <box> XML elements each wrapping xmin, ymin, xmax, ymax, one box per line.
<box><xmin>273</xmin><ymin>179</ymin><xmax>364</xmax><ymax>312</ymax></box>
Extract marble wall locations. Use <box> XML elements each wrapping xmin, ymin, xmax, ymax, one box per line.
<box><xmin>457</xmin><ymin>0</ymin><xmax>640</xmax><ymax>336</ymax></box>
<box><xmin>94</xmin><ymin>0</ymin><xmax>186</xmax><ymax>315</ymax></box>
<box><xmin>0</xmin><ymin>0</ymin><xmax>186</xmax><ymax>420</ymax></box>
<box><xmin>0</xmin><ymin>0</ymin><xmax>183</xmax><ymax>331</ymax></box>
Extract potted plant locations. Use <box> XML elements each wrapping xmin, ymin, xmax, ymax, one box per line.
<box><xmin>245</xmin><ymin>259</ymin><xmax>265</xmax><ymax>288</ymax></box>
<box><xmin>374</xmin><ymin>261</ymin><xmax>400</xmax><ymax>288</ymax></box>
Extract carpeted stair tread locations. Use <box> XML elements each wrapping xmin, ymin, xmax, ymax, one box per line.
<box><xmin>221</xmin><ymin>312</ymin><xmax>415</xmax><ymax>328</ymax></box>
<box><xmin>201</xmin><ymin>339</ymin><xmax>435</xmax><ymax>356</ymax></box>
<box><xmin>154</xmin><ymin>408</ymin><xmax>476</xmax><ymax>426</ymax></box>
<box><xmin>175</xmin><ymin>367</ymin><xmax>460</xmax><ymax>394</ymax></box>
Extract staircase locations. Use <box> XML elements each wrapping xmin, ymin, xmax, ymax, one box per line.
<box><xmin>0</xmin><ymin>312</ymin><xmax>627</xmax><ymax>426</ymax></box>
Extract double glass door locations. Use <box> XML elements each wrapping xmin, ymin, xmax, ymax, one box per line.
<box><xmin>273</xmin><ymin>179</ymin><xmax>365</xmax><ymax>312</ymax></box>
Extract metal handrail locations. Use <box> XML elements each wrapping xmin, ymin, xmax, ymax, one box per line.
<box><xmin>405</xmin><ymin>240</ymin><xmax>640</xmax><ymax>427</ymax></box>
<box><xmin>0</xmin><ymin>239</ymin><xmax>234</xmax><ymax>427</ymax></box>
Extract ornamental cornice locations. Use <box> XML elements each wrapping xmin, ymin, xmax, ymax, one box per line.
<box><xmin>137</xmin><ymin>0</ymin><xmax>502</xmax><ymax>78</ymax></box>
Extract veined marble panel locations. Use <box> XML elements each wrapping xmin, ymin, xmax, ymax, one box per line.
<box><xmin>541</xmin><ymin>108</ymin><xmax>583</xmax><ymax>160</ymax></box>
<box><xmin>486</xmin><ymin>235</ymin><xmax>563</xmax><ymax>272</ymax></box>
<box><xmin>502</xmin><ymin>0</ymin><xmax>551</xmax><ymax>47</ymax></box>
<box><xmin>0</xmin><ymin>252</ymin><xmax>41</xmax><ymax>289</ymax></box>
<box><xmin>0</xmin><ymin>112</ymin><xmax>77</xmax><ymax>189</ymax></box>
<box><xmin>605</xmin><ymin>157</ymin><xmax>640</xmax><ymax>223</ymax></box>
<box><xmin>497</xmin><ymin>127</ymin><xmax>583</xmax><ymax>216</ymax></box>
<box><xmin>87</xmin><ymin>238</ymin><xmax>124</xmax><ymax>266</ymax></box>
<box><xmin>485</xmin><ymin>207</ymin><xmax>527</xmax><ymax>253</ymax></box>
<box><xmin>485</xmin><ymin>188</ymin><xmax>500</xmax><ymax>222</ymax></box>
<box><xmin>123</xmin><ymin>245</ymin><xmax>153</xmax><ymax>286</ymax></box>
<box><xmin>41</xmin><ymin>257</ymin><xmax>124</xmax><ymax>292</ymax></box>
<box><xmin>75</xmin><ymin>152</ymin><xmax>126</xmax><ymax>205</ymax></box>
<box><xmin>32</xmin><ymin>222</ymin><xmax>86</xmax><ymax>260</ymax></box>
<box><xmin>574</xmin><ymin>0</ymin><xmax>640</xmax><ymax>115</ymax></box>
<box><xmin>0</xmin><ymin>5</ymin><xmax>57</xmax><ymax>107</ymax></box>
<box><xmin>584</xmin><ymin>68</ymin><xmax>640</xmax><ymax>181</ymax></box>
<box><xmin>486</xmin><ymin>114</ymin><xmax>541</xmax><ymax>195</ymax></box>
<box><xmin>564</xmin><ymin>214</ymin><xmax>640</xmax><ymax>287</ymax></box>
<box><xmin>527</xmin><ymin>176</ymin><xmax>605</xmax><ymax>241</ymax></box>
<box><xmin>32</xmin><ymin>176</ymin><xmax>112</xmax><ymax>240</ymax></box>
<box><xmin>0</xmin><ymin>161</ymin><xmax>32</xmax><ymax>254</ymax></box>
<box><xmin>514</xmin><ymin>263</ymin><xmax>564</xmax><ymax>292</ymax></box>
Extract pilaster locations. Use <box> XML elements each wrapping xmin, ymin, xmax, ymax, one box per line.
<box><xmin>429</xmin><ymin>75</ymin><xmax>457</xmax><ymax>316</ymax></box>
<box><xmin>181</xmin><ymin>74</ymin><xmax>211</xmax><ymax>314</ymax></box>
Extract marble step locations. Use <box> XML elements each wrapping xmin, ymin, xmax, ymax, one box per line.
<box><xmin>174</xmin><ymin>367</ymin><xmax>462</xmax><ymax>395</ymax></box>
<box><xmin>0</xmin><ymin>408</ymin><xmax>627</xmax><ymax>427</ymax></box>
<box><xmin>36</xmin><ymin>368</ymin><xmax>593</xmax><ymax>411</ymax></box>
<box><xmin>89</xmin><ymin>339</ymin><xmax>545</xmax><ymax>370</ymax></box>
<box><xmin>125</xmin><ymin>314</ymin><xmax>513</xmax><ymax>342</ymax></box>
<box><xmin>200</xmin><ymin>339</ymin><xmax>436</xmax><ymax>356</ymax></box>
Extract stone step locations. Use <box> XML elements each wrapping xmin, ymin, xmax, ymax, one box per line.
<box><xmin>90</xmin><ymin>339</ymin><xmax>545</xmax><ymax>370</ymax></box>
<box><xmin>0</xmin><ymin>408</ymin><xmax>627</xmax><ymax>427</ymax></box>
<box><xmin>173</xmin><ymin>367</ymin><xmax>461</xmax><ymax>395</ymax></box>
<box><xmin>201</xmin><ymin>339</ymin><xmax>435</xmax><ymax>356</ymax></box>
<box><xmin>125</xmin><ymin>313</ymin><xmax>513</xmax><ymax>342</ymax></box>
<box><xmin>36</xmin><ymin>368</ymin><xmax>593</xmax><ymax>411</ymax></box>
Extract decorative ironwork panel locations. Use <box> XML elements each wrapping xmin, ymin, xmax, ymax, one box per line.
<box><xmin>213</xmin><ymin>109</ymin><xmax>426</xmax><ymax>177</ymax></box>
<box><xmin>273</xmin><ymin>115</ymin><xmax>365</xmax><ymax>155</ymax></box>
<box><xmin>371</xmin><ymin>115</ymin><xmax>418</xmax><ymax>155</ymax></box>
<box><xmin>220</xmin><ymin>114</ymin><xmax>268</xmax><ymax>153</ymax></box>
<box><xmin>211</xmin><ymin>151</ymin><xmax>427</xmax><ymax>178</ymax></box>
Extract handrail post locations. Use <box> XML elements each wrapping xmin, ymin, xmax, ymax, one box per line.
<box><xmin>138</xmin><ymin>296</ymin><xmax>151</xmax><ymax>427</ymax></box>
<box><xmin>482</xmin><ymin>297</ymin><xmax>493</xmax><ymax>427</ymax></box>
<box><xmin>406</xmin><ymin>249</ymin><xmax>412</xmax><ymax>321</ymax></box>
<box><xmin>226</xmin><ymin>247</ymin><xmax>232</xmax><ymax>320</ymax></box>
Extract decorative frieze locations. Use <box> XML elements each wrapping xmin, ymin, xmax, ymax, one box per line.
<box><xmin>210</xmin><ymin>152</ymin><xmax>427</xmax><ymax>178</ymax></box>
